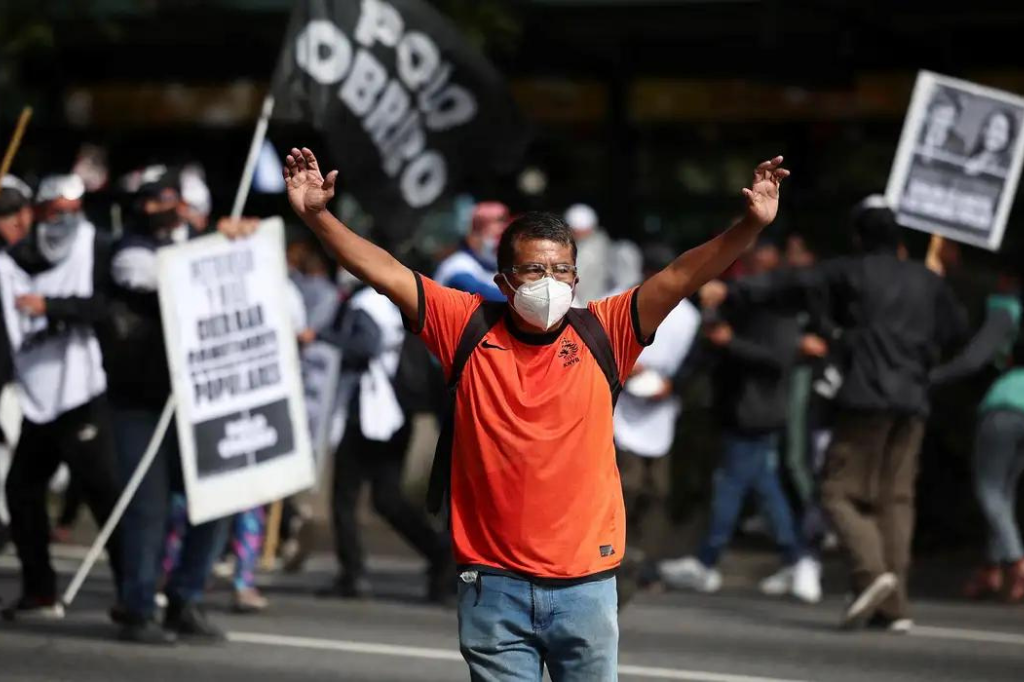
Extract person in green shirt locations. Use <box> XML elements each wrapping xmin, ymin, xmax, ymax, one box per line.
<box><xmin>931</xmin><ymin>267</ymin><xmax>1024</xmax><ymax>603</ymax></box>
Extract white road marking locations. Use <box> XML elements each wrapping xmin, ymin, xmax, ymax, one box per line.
<box><xmin>911</xmin><ymin>625</ymin><xmax>1024</xmax><ymax>647</ymax></box>
<box><xmin>227</xmin><ymin>631</ymin><xmax>810</xmax><ymax>682</ymax></box>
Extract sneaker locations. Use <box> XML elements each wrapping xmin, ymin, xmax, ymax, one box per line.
<box><xmin>759</xmin><ymin>566</ymin><xmax>794</xmax><ymax>597</ymax></box>
<box><xmin>791</xmin><ymin>558</ymin><xmax>823</xmax><ymax>604</ymax></box>
<box><xmin>119</xmin><ymin>618</ymin><xmax>178</xmax><ymax>646</ymax></box>
<box><xmin>963</xmin><ymin>565</ymin><xmax>1003</xmax><ymax>600</ymax></box>
<box><xmin>866</xmin><ymin>613</ymin><xmax>914</xmax><ymax>634</ymax></box>
<box><xmin>211</xmin><ymin>557</ymin><xmax>235</xmax><ymax>581</ymax></box>
<box><xmin>841</xmin><ymin>573</ymin><xmax>897</xmax><ymax>629</ymax></box>
<box><xmin>887</xmin><ymin>618</ymin><xmax>914</xmax><ymax>634</ymax></box>
<box><xmin>658</xmin><ymin>557</ymin><xmax>722</xmax><ymax>593</ymax></box>
<box><xmin>164</xmin><ymin>600</ymin><xmax>225</xmax><ymax>643</ymax></box>
<box><xmin>232</xmin><ymin>588</ymin><xmax>269</xmax><ymax>614</ymax></box>
<box><xmin>1</xmin><ymin>595</ymin><xmax>65</xmax><ymax>621</ymax></box>
<box><xmin>109</xmin><ymin>603</ymin><xmax>131</xmax><ymax>626</ymax></box>
<box><xmin>1004</xmin><ymin>559</ymin><xmax>1024</xmax><ymax>603</ymax></box>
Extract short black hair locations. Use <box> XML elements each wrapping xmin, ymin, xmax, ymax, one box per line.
<box><xmin>852</xmin><ymin>206</ymin><xmax>901</xmax><ymax>254</ymax></box>
<box><xmin>0</xmin><ymin>188</ymin><xmax>28</xmax><ymax>218</ymax></box>
<box><xmin>497</xmin><ymin>211</ymin><xmax>577</xmax><ymax>272</ymax></box>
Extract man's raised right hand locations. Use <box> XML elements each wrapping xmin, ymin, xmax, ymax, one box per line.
<box><xmin>283</xmin><ymin>147</ymin><xmax>339</xmax><ymax>219</ymax></box>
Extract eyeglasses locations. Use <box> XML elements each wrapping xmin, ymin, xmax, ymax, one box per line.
<box><xmin>506</xmin><ymin>262</ymin><xmax>578</xmax><ymax>283</ymax></box>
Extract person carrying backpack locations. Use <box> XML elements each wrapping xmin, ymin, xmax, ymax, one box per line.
<box><xmin>283</xmin><ymin>146</ymin><xmax>788</xmax><ymax>681</ymax></box>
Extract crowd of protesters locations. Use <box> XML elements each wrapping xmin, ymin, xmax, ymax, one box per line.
<box><xmin>0</xmin><ymin>148</ymin><xmax>1021</xmax><ymax>656</ymax></box>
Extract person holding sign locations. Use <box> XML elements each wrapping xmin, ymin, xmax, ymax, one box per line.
<box><xmin>699</xmin><ymin>197</ymin><xmax>969</xmax><ymax>632</ymax></box>
<box><xmin>103</xmin><ymin>172</ymin><xmax>259</xmax><ymax>645</ymax></box>
<box><xmin>284</xmin><ymin>146</ymin><xmax>788</xmax><ymax>680</ymax></box>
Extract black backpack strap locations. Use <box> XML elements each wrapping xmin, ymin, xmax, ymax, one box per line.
<box><xmin>567</xmin><ymin>308</ymin><xmax>623</xmax><ymax>406</ymax></box>
<box><xmin>427</xmin><ymin>302</ymin><xmax>506</xmax><ymax>515</ymax></box>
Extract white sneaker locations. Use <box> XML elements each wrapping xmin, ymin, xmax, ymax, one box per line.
<box><xmin>658</xmin><ymin>557</ymin><xmax>722</xmax><ymax>593</ymax></box>
<box><xmin>887</xmin><ymin>618</ymin><xmax>914</xmax><ymax>634</ymax></box>
<box><xmin>212</xmin><ymin>556</ymin><xmax>236</xmax><ymax>580</ymax></box>
<box><xmin>791</xmin><ymin>558</ymin><xmax>823</xmax><ymax>604</ymax></box>
<box><xmin>842</xmin><ymin>572</ymin><xmax>897</xmax><ymax>629</ymax></box>
<box><xmin>759</xmin><ymin>566</ymin><xmax>794</xmax><ymax>596</ymax></box>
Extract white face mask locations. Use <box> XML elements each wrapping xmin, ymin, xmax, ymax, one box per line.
<box><xmin>37</xmin><ymin>212</ymin><xmax>83</xmax><ymax>264</ymax></box>
<box><xmin>505</xmin><ymin>275</ymin><xmax>574</xmax><ymax>331</ymax></box>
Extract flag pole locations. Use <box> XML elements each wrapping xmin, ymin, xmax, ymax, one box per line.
<box><xmin>63</xmin><ymin>93</ymin><xmax>277</xmax><ymax>608</ymax></box>
<box><xmin>231</xmin><ymin>94</ymin><xmax>275</xmax><ymax>219</ymax></box>
<box><xmin>0</xmin><ymin>107</ymin><xmax>32</xmax><ymax>178</ymax></box>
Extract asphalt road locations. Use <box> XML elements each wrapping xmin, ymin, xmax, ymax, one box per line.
<box><xmin>2</xmin><ymin>548</ymin><xmax>1023</xmax><ymax>682</ymax></box>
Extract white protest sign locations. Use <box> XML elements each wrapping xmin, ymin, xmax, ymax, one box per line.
<box><xmin>158</xmin><ymin>218</ymin><xmax>315</xmax><ymax>524</ymax></box>
<box><xmin>300</xmin><ymin>340</ymin><xmax>342</xmax><ymax>476</ymax></box>
<box><xmin>886</xmin><ymin>71</ymin><xmax>1024</xmax><ymax>251</ymax></box>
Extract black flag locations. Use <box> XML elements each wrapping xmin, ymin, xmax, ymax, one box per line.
<box><xmin>271</xmin><ymin>0</ymin><xmax>529</xmax><ymax>239</ymax></box>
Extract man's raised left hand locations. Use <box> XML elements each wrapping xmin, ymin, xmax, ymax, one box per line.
<box><xmin>743</xmin><ymin>156</ymin><xmax>790</xmax><ymax>228</ymax></box>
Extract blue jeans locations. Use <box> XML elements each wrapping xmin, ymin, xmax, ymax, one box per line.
<box><xmin>114</xmin><ymin>408</ymin><xmax>229</xmax><ymax>618</ymax></box>
<box><xmin>697</xmin><ymin>433</ymin><xmax>803</xmax><ymax>567</ymax></box>
<box><xmin>457</xmin><ymin>572</ymin><xmax>618</xmax><ymax>682</ymax></box>
<box><xmin>974</xmin><ymin>410</ymin><xmax>1024</xmax><ymax>563</ymax></box>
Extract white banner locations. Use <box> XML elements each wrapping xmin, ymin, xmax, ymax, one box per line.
<box><xmin>301</xmin><ymin>340</ymin><xmax>342</xmax><ymax>475</ymax></box>
<box><xmin>158</xmin><ymin>218</ymin><xmax>315</xmax><ymax>524</ymax></box>
<box><xmin>886</xmin><ymin>71</ymin><xmax>1024</xmax><ymax>251</ymax></box>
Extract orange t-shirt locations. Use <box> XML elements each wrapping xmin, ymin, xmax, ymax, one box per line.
<box><xmin>408</xmin><ymin>274</ymin><xmax>650</xmax><ymax>580</ymax></box>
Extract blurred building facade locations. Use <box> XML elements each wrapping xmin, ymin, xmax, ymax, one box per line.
<box><xmin>2</xmin><ymin>0</ymin><xmax>1023</xmax><ymax>252</ymax></box>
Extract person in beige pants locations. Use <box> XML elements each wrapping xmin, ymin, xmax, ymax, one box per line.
<box><xmin>821</xmin><ymin>413</ymin><xmax>925</xmax><ymax>627</ymax></box>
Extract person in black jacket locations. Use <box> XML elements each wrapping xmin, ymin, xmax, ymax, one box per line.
<box><xmin>659</xmin><ymin>240</ymin><xmax>819</xmax><ymax>602</ymax></box>
<box><xmin>1</xmin><ymin>174</ymin><xmax>123</xmax><ymax>621</ymax></box>
<box><xmin>700</xmin><ymin>196</ymin><xmax>969</xmax><ymax>631</ymax></box>
<box><xmin>102</xmin><ymin>175</ymin><xmax>254</xmax><ymax>645</ymax></box>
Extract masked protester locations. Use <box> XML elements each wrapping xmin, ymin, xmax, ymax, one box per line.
<box><xmin>0</xmin><ymin>175</ymin><xmax>33</xmax><ymax>556</ymax></box>
<box><xmin>101</xmin><ymin>172</ymin><xmax>239</xmax><ymax>645</ymax></box>
<box><xmin>0</xmin><ymin>174</ymin><xmax>124</xmax><ymax>621</ymax></box>
<box><xmin>434</xmin><ymin>201</ymin><xmax>510</xmax><ymax>302</ymax></box>
<box><xmin>283</xmin><ymin>146</ymin><xmax>787</xmax><ymax>680</ymax></box>
<box><xmin>698</xmin><ymin>196</ymin><xmax>970</xmax><ymax>633</ymax></box>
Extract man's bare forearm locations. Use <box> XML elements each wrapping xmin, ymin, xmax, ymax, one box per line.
<box><xmin>304</xmin><ymin>210</ymin><xmax>418</xmax><ymax>318</ymax></box>
<box><xmin>637</xmin><ymin>217</ymin><xmax>762</xmax><ymax>337</ymax></box>
<box><xmin>667</xmin><ymin>217</ymin><xmax>762</xmax><ymax>296</ymax></box>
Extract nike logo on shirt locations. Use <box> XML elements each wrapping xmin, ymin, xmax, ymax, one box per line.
<box><xmin>480</xmin><ymin>340</ymin><xmax>508</xmax><ymax>351</ymax></box>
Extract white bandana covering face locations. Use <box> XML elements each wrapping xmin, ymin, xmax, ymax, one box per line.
<box><xmin>505</xmin><ymin>275</ymin><xmax>575</xmax><ymax>331</ymax></box>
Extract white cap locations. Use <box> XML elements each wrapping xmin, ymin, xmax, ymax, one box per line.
<box><xmin>856</xmin><ymin>194</ymin><xmax>890</xmax><ymax>212</ymax></box>
<box><xmin>564</xmin><ymin>203</ymin><xmax>598</xmax><ymax>234</ymax></box>
<box><xmin>181</xmin><ymin>168</ymin><xmax>212</xmax><ymax>216</ymax></box>
<box><xmin>1</xmin><ymin>175</ymin><xmax>32</xmax><ymax>202</ymax></box>
<box><xmin>36</xmin><ymin>174</ymin><xmax>86</xmax><ymax>204</ymax></box>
